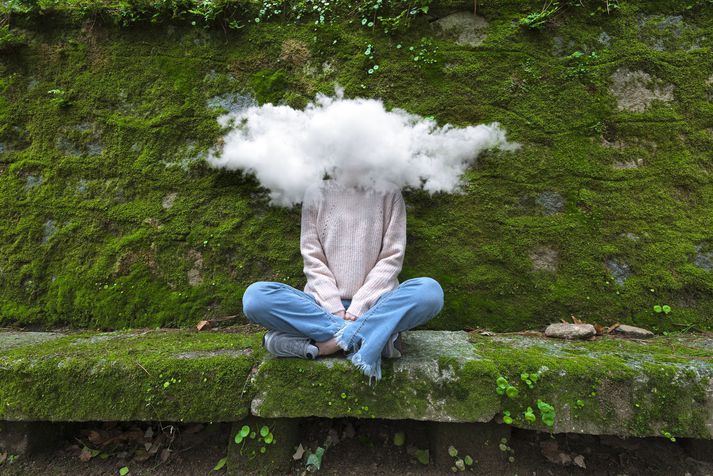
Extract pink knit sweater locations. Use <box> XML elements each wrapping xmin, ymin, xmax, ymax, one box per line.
<box><xmin>301</xmin><ymin>179</ymin><xmax>407</xmax><ymax>317</ymax></box>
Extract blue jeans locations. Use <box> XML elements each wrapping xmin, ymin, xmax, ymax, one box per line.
<box><xmin>242</xmin><ymin>277</ymin><xmax>444</xmax><ymax>385</ymax></box>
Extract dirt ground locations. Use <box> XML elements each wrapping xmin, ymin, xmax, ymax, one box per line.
<box><xmin>2</xmin><ymin>418</ymin><xmax>712</xmax><ymax>475</ymax></box>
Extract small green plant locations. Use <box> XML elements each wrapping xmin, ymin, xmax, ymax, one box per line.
<box><xmin>496</xmin><ymin>376</ymin><xmax>509</xmax><ymax>394</ymax></box>
<box><xmin>408</xmin><ymin>37</ymin><xmax>439</xmax><ymax>67</ymax></box>
<box><xmin>537</xmin><ymin>399</ymin><xmax>556</xmax><ymax>427</ymax></box>
<box><xmin>563</xmin><ymin>50</ymin><xmax>599</xmax><ymax>79</ymax></box>
<box><xmin>518</xmin><ymin>1</ymin><xmax>561</xmax><ymax>29</ymax></box>
<box><xmin>47</xmin><ymin>88</ymin><xmax>69</xmax><ymax>109</ymax></box>
<box><xmin>234</xmin><ymin>423</ymin><xmax>276</xmax><ymax>458</ymax></box>
<box><xmin>377</xmin><ymin>0</ymin><xmax>431</xmax><ymax>34</ymax></box>
<box><xmin>498</xmin><ymin>437</ymin><xmax>515</xmax><ymax>463</ymax></box>
<box><xmin>213</xmin><ymin>456</ymin><xmax>227</xmax><ymax>471</ymax></box>
<box><xmin>447</xmin><ymin>445</ymin><xmax>474</xmax><ymax>472</ymax></box>
<box><xmin>119</xmin><ymin>467</ymin><xmax>130</xmax><ymax>476</ymax></box>
<box><xmin>414</xmin><ymin>448</ymin><xmax>430</xmax><ymax>465</ymax></box>
<box><xmin>653</xmin><ymin>304</ymin><xmax>672</xmax><ymax>314</ymax></box>
<box><xmin>362</xmin><ymin>43</ymin><xmax>380</xmax><ymax>75</ymax></box>
<box><xmin>497</xmin><ymin>375</ymin><xmax>521</xmax><ymax>397</ymax></box>
<box><xmin>661</xmin><ymin>430</ymin><xmax>677</xmax><ymax>442</ymax></box>
<box><xmin>502</xmin><ymin>410</ymin><xmax>513</xmax><ymax>424</ymax></box>
<box><xmin>523</xmin><ymin>406</ymin><xmax>536</xmax><ymax>423</ymax></box>
<box><xmin>520</xmin><ymin>371</ymin><xmax>540</xmax><ymax>389</ymax></box>
<box><xmin>393</xmin><ymin>431</ymin><xmax>405</xmax><ymax>446</ymax></box>
<box><xmin>0</xmin><ymin>453</ymin><xmax>18</xmax><ymax>465</ymax></box>
<box><xmin>575</xmin><ymin>399</ymin><xmax>585</xmax><ymax>409</ymax></box>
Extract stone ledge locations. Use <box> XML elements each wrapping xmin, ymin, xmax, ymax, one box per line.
<box><xmin>0</xmin><ymin>329</ymin><xmax>262</xmax><ymax>422</ymax></box>
<box><xmin>1</xmin><ymin>329</ymin><xmax>712</xmax><ymax>440</ymax></box>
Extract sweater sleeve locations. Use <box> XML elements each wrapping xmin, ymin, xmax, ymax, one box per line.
<box><xmin>300</xmin><ymin>186</ymin><xmax>346</xmax><ymax>314</ymax></box>
<box><xmin>345</xmin><ymin>189</ymin><xmax>407</xmax><ymax>317</ymax></box>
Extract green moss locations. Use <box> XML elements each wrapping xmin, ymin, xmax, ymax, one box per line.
<box><xmin>0</xmin><ymin>329</ymin><xmax>264</xmax><ymax>421</ymax></box>
<box><xmin>0</xmin><ymin>2</ymin><xmax>711</xmax><ymax>332</ymax></box>
<box><xmin>467</xmin><ymin>334</ymin><xmax>713</xmax><ymax>438</ymax></box>
<box><xmin>0</xmin><ymin>329</ymin><xmax>711</xmax><ymax>438</ymax></box>
<box><xmin>249</xmin><ymin>69</ymin><xmax>289</xmax><ymax>105</ymax></box>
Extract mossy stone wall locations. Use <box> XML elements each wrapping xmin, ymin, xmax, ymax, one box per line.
<box><xmin>0</xmin><ymin>1</ymin><xmax>712</xmax><ymax>331</ymax></box>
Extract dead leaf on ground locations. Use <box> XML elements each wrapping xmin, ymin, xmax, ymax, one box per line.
<box><xmin>574</xmin><ymin>454</ymin><xmax>586</xmax><ymax>468</ymax></box>
<box><xmin>79</xmin><ymin>446</ymin><xmax>93</xmax><ymax>462</ymax></box>
<box><xmin>133</xmin><ymin>448</ymin><xmax>152</xmax><ymax>463</ymax></box>
<box><xmin>293</xmin><ymin>443</ymin><xmax>305</xmax><ymax>460</ymax></box>
<box><xmin>87</xmin><ymin>430</ymin><xmax>107</xmax><ymax>446</ymax></box>
<box><xmin>196</xmin><ymin>315</ymin><xmax>239</xmax><ymax>331</ymax></box>
<box><xmin>160</xmin><ymin>448</ymin><xmax>171</xmax><ymax>462</ymax></box>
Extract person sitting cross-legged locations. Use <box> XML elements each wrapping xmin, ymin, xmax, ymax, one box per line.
<box><xmin>242</xmin><ymin>176</ymin><xmax>444</xmax><ymax>384</ymax></box>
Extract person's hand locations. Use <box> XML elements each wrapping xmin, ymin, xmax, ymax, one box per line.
<box><xmin>344</xmin><ymin>311</ymin><xmax>358</xmax><ymax>321</ymax></box>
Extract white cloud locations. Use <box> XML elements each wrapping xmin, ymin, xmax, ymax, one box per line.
<box><xmin>205</xmin><ymin>84</ymin><xmax>521</xmax><ymax>207</ymax></box>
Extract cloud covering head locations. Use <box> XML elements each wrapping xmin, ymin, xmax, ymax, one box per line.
<box><xmin>205</xmin><ymin>85</ymin><xmax>520</xmax><ymax>207</ymax></box>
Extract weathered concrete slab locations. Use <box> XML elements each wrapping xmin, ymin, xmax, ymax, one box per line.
<box><xmin>0</xmin><ymin>330</ymin><xmax>262</xmax><ymax>422</ymax></box>
<box><xmin>0</xmin><ymin>331</ymin><xmax>64</xmax><ymax>350</ymax></box>
<box><xmin>1</xmin><ymin>329</ymin><xmax>712</xmax><ymax>441</ymax></box>
<box><xmin>250</xmin><ymin>330</ymin><xmax>491</xmax><ymax>423</ymax></box>
<box><xmin>251</xmin><ymin>331</ymin><xmax>713</xmax><ymax>440</ymax></box>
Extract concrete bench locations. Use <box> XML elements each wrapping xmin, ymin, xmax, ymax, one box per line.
<box><xmin>1</xmin><ymin>328</ymin><xmax>712</xmax><ymax>473</ymax></box>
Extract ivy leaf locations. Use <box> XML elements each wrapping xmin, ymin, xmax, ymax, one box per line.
<box><xmin>213</xmin><ymin>457</ymin><xmax>227</xmax><ymax>471</ymax></box>
<box><xmin>415</xmin><ymin>448</ymin><xmax>429</xmax><ymax>465</ymax></box>
<box><xmin>542</xmin><ymin>412</ymin><xmax>555</xmax><ymax>427</ymax></box>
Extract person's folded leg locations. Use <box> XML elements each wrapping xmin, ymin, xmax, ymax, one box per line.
<box><xmin>242</xmin><ymin>281</ymin><xmax>348</xmax><ymax>343</ymax></box>
<box><xmin>335</xmin><ymin>277</ymin><xmax>444</xmax><ymax>385</ymax></box>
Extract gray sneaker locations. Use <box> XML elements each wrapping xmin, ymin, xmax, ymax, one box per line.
<box><xmin>263</xmin><ymin>330</ymin><xmax>319</xmax><ymax>359</ymax></box>
<box><xmin>382</xmin><ymin>332</ymin><xmax>402</xmax><ymax>359</ymax></box>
